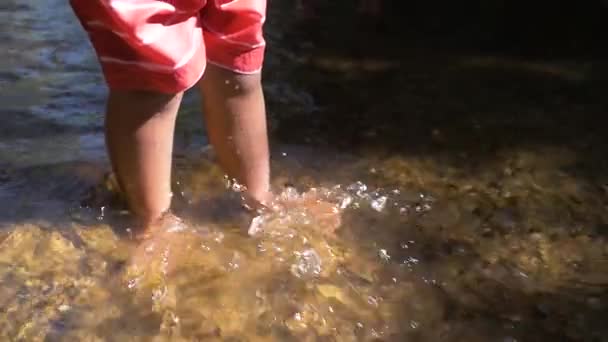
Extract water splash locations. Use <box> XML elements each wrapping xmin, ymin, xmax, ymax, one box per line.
<box><xmin>248</xmin><ymin>215</ymin><xmax>265</xmax><ymax>236</ymax></box>
<box><xmin>96</xmin><ymin>206</ymin><xmax>105</xmax><ymax>221</ymax></box>
<box><xmin>370</xmin><ymin>196</ymin><xmax>387</xmax><ymax>212</ymax></box>
<box><xmin>378</xmin><ymin>249</ymin><xmax>391</xmax><ymax>262</ymax></box>
<box><xmin>291</xmin><ymin>248</ymin><xmax>322</xmax><ymax>278</ymax></box>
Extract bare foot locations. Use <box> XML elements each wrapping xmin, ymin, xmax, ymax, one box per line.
<box><xmin>132</xmin><ymin>211</ymin><xmax>187</xmax><ymax>241</ymax></box>
<box><xmin>124</xmin><ymin>212</ymin><xmax>191</xmax><ymax>282</ymax></box>
<box><xmin>286</xmin><ymin>190</ymin><xmax>342</xmax><ymax>236</ymax></box>
<box><xmin>240</xmin><ymin>189</ymin><xmax>276</xmax><ymax>214</ymax></box>
<box><xmin>247</xmin><ymin>188</ymin><xmax>342</xmax><ymax>237</ymax></box>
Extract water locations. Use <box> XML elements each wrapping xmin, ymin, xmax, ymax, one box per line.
<box><xmin>2</xmin><ymin>0</ymin><xmax>608</xmax><ymax>341</ymax></box>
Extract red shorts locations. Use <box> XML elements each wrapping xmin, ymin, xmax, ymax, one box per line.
<box><xmin>70</xmin><ymin>0</ymin><xmax>266</xmax><ymax>93</ymax></box>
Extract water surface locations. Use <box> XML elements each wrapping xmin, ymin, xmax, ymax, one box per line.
<box><xmin>2</xmin><ymin>1</ymin><xmax>608</xmax><ymax>341</ymax></box>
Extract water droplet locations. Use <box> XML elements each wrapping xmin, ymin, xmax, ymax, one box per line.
<box><xmin>231</xmin><ymin>180</ymin><xmax>245</xmax><ymax>192</ymax></box>
<box><xmin>370</xmin><ymin>328</ymin><xmax>381</xmax><ymax>338</ymax></box>
<box><xmin>248</xmin><ymin>215</ymin><xmax>265</xmax><ymax>236</ymax></box>
<box><xmin>415</xmin><ymin>203</ymin><xmax>432</xmax><ymax>213</ymax></box>
<box><xmin>339</xmin><ymin>196</ymin><xmax>353</xmax><ymax>209</ymax></box>
<box><xmin>291</xmin><ymin>248</ymin><xmax>322</xmax><ymax>278</ymax></box>
<box><xmin>127</xmin><ymin>277</ymin><xmax>139</xmax><ymax>289</ymax></box>
<box><xmin>347</xmin><ymin>181</ymin><xmax>368</xmax><ymax>197</ymax></box>
<box><xmin>422</xmin><ymin>277</ymin><xmax>437</xmax><ymax>285</ymax></box>
<box><xmin>96</xmin><ymin>206</ymin><xmax>105</xmax><ymax>221</ymax></box>
<box><xmin>152</xmin><ymin>285</ymin><xmax>168</xmax><ymax>302</ymax></box>
<box><xmin>166</xmin><ymin>221</ymin><xmax>185</xmax><ymax>233</ymax></box>
<box><xmin>378</xmin><ymin>249</ymin><xmax>390</xmax><ymax>261</ymax></box>
<box><xmin>403</xmin><ymin>256</ymin><xmax>419</xmax><ymax>267</ymax></box>
<box><xmin>371</xmin><ymin>196</ymin><xmax>387</xmax><ymax>212</ymax></box>
<box><xmin>214</xmin><ymin>232</ymin><xmax>225</xmax><ymax>243</ymax></box>
<box><xmin>228</xmin><ymin>252</ymin><xmax>241</xmax><ymax>270</ymax></box>
<box><xmin>257</xmin><ymin>242</ymin><xmax>267</xmax><ymax>253</ymax></box>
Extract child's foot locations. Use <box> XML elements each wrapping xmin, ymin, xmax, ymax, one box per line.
<box><xmin>125</xmin><ymin>212</ymin><xmax>190</xmax><ymax>282</ymax></box>
<box><xmin>245</xmin><ymin>188</ymin><xmax>342</xmax><ymax>237</ymax></box>
<box><xmin>133</xmin><ymin>211</ymin><xmax>186</xmax><ymax>241</ymax></box>
<box><xmin>240</xmin><ymin>189</ymin><xmax>276</xmax><ymax>214</ymax></box>
<box><xmin>281</xmin><ymin>190</ymin><xmax>342</xmax><ymax>236</ymax></box>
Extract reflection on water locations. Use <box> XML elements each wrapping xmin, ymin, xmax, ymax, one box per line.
<box><xmin>2</xmin><ymin>0</ymin><xmax>608</xmax><ymax>341</ymax></box>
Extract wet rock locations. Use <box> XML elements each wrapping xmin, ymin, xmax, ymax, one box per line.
<box><xmin>75</xmin><ymin>224</ymin><xmax>130</xmax><ymax>261</ymax></box>
<box><xmin>317</xmin><ymin>284</ymin><xmax>351</xmax><ymax>305</ymax></box>
<box><xmin>490</xmin><ymin>207</ymin><xmax>520</xmax><ymax>232</ymax></box>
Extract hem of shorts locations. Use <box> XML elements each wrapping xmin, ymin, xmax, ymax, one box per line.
<box><xmin>206</xmin><ymin>59</ymin><xmax>262</xmax><ymax>75</ymax></box>
<box><xmin>203</xmin><ymin>31</ymin><xmax>265</xmax><ymax>75</ymax></box>
<box><xmin>104</xmin><ymin>61</ymin><xmax>207</xmax><ymax>94</ymax></box>
<box><xmin>184</xmin><ymin>62</ymin><xmax>207</xmax><ymax>90</ymax></box>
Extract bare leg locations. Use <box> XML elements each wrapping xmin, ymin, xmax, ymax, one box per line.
<box><xmin>105</xmin><ymin>90</ymin><xmax>182</xmax><ymax>230</ymax></box>
<box><xmin>198</xmin><ymin>65</ymin><xmax>341</xmax><ymax>235</ymax></box>
<box><xmin>198</xmin><ymin>64</ymin><xmax>271</xmax><ymax>209</ymax></box>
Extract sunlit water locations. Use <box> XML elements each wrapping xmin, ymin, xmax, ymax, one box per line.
<box><xmin>2</xmin><ymin>1</ymin><xmax>608</xmax><ymax>341</ymax></box>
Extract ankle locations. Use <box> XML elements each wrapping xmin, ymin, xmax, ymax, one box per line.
<box><xmin>134</xmin><ymin>210</ymin><xmax>183</xmax><ymax>239</ymax></box>
<box><xmin>241</xmin><ymin>189</ymin><xmax>275</xmax><ymax>213</ymax></box>
<box><xmin>137</xmin><ymin>208</ymin><xmax>171</xmax><ymax>229</ymax></box>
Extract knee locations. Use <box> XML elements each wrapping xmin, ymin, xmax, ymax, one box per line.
<box><xmin>201</xmin><ymin>64</ymin><xmax>262</xmax><ymax>98</ymax></box>
<box><xmin>231</xmin><ymin>72</ymin><xmax>262</xmax><ymax>95</ymax></box>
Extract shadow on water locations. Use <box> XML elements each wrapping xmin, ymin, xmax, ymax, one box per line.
<box><xmin>259</xmin><ymin>1</ymin><xmax>608</xmax><ymax>340</ymax></box>
<box><xmin>268</xmin><ymin>0</ymin><xmax>608</xmax><ymax>158</ymax></box>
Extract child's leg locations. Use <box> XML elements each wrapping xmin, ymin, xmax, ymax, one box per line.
<box><xmin>198</xmin><ymin>64</ymin><xmax>271</xmax><ymax>209</ymax></box>
<box><xmin>105</xmin><ymin>90</ymin><xmax>183</xmax><ymax>228</ymax></box>
<box><xmin>70</xmin><ymin>0</ymin><xmax>207</xmax><ymax>229</ymax></box>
